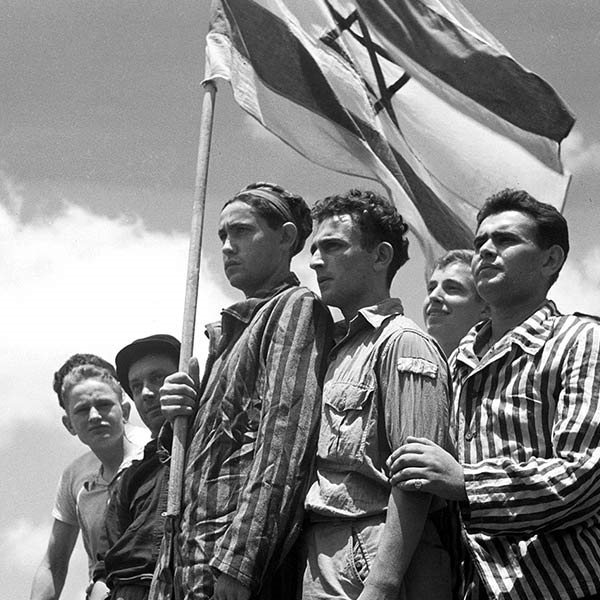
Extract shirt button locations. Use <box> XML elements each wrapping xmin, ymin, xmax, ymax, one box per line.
<box><xmin>465</xmin><ymin>431</ymin><xmax>475</xmax><ymax>441</ymax></box>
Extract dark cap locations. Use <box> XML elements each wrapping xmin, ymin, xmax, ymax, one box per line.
<box><xmin>115</xmin><ymin>334</ymin><xmax>180</xmax><ymax>397</ymax></box>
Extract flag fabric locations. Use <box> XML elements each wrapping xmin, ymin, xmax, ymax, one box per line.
<box><xmin>205</xmin><ymin>0</ymin><xmax>574</xmax><ymax>261</ymax></box>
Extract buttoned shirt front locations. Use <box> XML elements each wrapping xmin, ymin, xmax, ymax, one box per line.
<box><xmin>452</xmin><ymin>301</ymin><xmax>600</xmax><ymax>600</ymax></box>
<box><xmin>305</xmin><ymin>298</ymin><xmax>452</xmax><ymax>518</ymax></box>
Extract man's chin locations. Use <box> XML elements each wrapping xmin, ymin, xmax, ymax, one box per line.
<box><xmin>426</xmin><ymin>315</ymin><xmax>448</xmax><ymax>328</ymax></box>
<box><xmin>225</xmin><ymin>273</ymin><xmax>245</xmax><ymax>290</ymax></box>
<box><xmin>319</xmin><ymin>292</ymin><xmax>340</xmax><ymax>308</ymax></box>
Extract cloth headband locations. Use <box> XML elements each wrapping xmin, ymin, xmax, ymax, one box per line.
<box><xmin>236</xmin><ymin>187</ymin><xmax>296</xmax><ymax>225</ymax></box>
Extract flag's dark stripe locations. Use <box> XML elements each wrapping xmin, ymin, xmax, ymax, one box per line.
<box><xmin>224</xmin><ymin>0</ymin><xmax>474</xmax><ymax>251</ymax></box>
<box><xmin>224</xmin><ymin>0</ymin><xmax>362</xmax><ymax>137</ymax></box>
<box><xmin>355</xmin><ymin>0</ymin><xmax>575</xmax><ymax>142</ymax></box>
<box><xmin>387</xmin><ymin>144</ymin><xmax>474</xmax><ymax>249</ymax></box>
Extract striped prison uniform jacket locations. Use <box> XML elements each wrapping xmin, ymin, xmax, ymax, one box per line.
<box><xmin>451</xmin><ymin>300</ymin><xmax>600</xmax><ymax>600</ymax></box>
<box><xmin>150</xmin><ymin>274</ymin><xmax>333</xmax><ymax>600</ymax></box>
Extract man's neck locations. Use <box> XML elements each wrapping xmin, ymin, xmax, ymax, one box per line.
<box><xmin>244</xmin><ymin>268</ymin><xmax>293</xmax><ymax>299</ymax></box>
<box><xmin>94</xmin><ymin>441</ymin><xmax>126</xmax><ymax>483</ymax></box>
<box><xmin>489</xmin><ymin>295</ymin><xmax>547</xmax><ymax>345</ymax></box>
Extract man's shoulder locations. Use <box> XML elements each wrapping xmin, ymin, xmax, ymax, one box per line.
<box><xmin>376</xmin><ymin>313</ymin><xmax>446</xmax><ymax>367</ymax></box>
<box><xmin>572</xmin><ymin>311</ymin><xmax>600</xmax><ymax>325</ymax></box>
<box><xmin>58</xmin><ymin>450</ymin><xmax>101</xmax><ymax>494</ymax></box>
<box><xmin>382</xmin><ymin>312</ymin><xmax>424</xmax><ymax>333</ymax></box>
<box><xmin>550</xmin><ymin>311</ymin><xmax>600</xmax><ymax>338</ymax></box>
<box><xmin>116</xmin><ymin>442</ymin><xmax>161</xmax><ymax>492</ymax></box>
<box><xmin>266</xmin><ymin>284</ymin><xmax>328</xmax><ymax>317</ymax></box>
<box><xmin>273</xmin><ymin>283</ymin><xmax>320</xmax><ymax>303</ymax></box>
<box><xmin>380</xmin><ymin>313</ymin><xmax>438</xmax><ymax>348</ymax></box>
<box><xmin>63</xmin><ymin>450</ymin><xmax>101</xmax><ymax>477</ymax></box>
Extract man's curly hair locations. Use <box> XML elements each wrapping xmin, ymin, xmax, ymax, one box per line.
<box><xmin>60</xmin><ymin>364</ymin><xmax>123</xmax><ymax>411</ymax></box>
<box><xmin>53</xmin><ymin>353</ymin><xmax>117</xmax><ymax>410</ymax></box>
<box><xmin>224</xmin><ymin>182</ymin><xmax>312</xmax><ymax>256</ymax></box>
<box><xmin>312</xmin><ymin>189</ymin><xmax>409</xmax><ymax>285</ymax></box>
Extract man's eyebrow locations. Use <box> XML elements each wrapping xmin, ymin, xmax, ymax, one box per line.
<box><xmin>445</xmin><ymin>278</ymin><xmax>467</xmax><ymax>287</ymax></box>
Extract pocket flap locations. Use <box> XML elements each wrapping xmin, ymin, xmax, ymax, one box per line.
<box><xmin>324</xmin><ymin>380</ymin><xmax>374</xmax><ymax>412</ymax></box>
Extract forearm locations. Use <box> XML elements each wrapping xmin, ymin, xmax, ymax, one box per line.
<box><xmin>360</xmin><ymin>488</ymin><xmax>431</xmax><ymax>599</ymax></box>
<box><xmin>31</xmin><ymin>521</ymin><xmax>78</xmax><ymax>600</ymax></box>
<box><xmin>30</xmin><ymin>557</ymin><xmax>67</xmax><ymax>600</ymax></box>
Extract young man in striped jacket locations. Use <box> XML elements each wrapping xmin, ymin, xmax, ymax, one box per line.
<box><xmin>151</xmin><ymin>183</ymin><xmax>333</xmax><ymax>600</ymax></box>
<box><xmin>389</xmin><ymin>189</ymin><xmax>600</xmax><ymax>600</ymax></box>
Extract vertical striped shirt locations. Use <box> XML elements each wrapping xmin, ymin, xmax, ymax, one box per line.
<box><xmin>451</xmin><ymin>301</ymin><xmax>600</xmax><ymax>600</ymax></box>
<box><xmin>151</xmin><ymin>274</ymin><xmax>332</xmax><ymax>600</ymax></box>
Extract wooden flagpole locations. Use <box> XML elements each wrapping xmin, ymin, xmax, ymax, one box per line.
<box><xmin>167</xmin><ymin>79</ymin><xmax>217</xmax><ymax>517</ymax></box>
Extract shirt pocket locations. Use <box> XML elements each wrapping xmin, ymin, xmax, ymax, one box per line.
<box><xmin>319</xmin><ymin>378</ymin><xmax>375</xmax><ymax>466</ymax></box>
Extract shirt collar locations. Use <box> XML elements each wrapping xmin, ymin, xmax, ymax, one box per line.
<box><xmin>83</xmin><ymin>451</ymin><xmax>139</xmax><ymax>491</ymax></box>
<box><xmin>334</xmin><ymin>298</ymin><xmax>404</xmax><ymax>344</ymax></box>
<box><xmin>222</xmin><ymin>272</ymin><xmax>300</xmax><ymax>325</ymax></box>
<box><xmin>456</xmin><ymin>299</ymin><xmax>560</xmax><ymax>367</ymax></box>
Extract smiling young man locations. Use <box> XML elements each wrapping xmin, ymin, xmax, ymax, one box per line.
<box><xmin>91</xmin><ymin>334</ymin><xmax>180</xmax><ymax>600</ymax></box>
<box><xmin>302</xmin><ymin>189</ymin><xmax>453</xmax><ymax>600</ymax></box>
<box><xmin>423</xmin><ymin>249</ymin><xmax>489</xmax><ymax>356</ymax></box>
<box><xmin>151</xmin><ymin>183</ymin><xmax>333</xmax><ymax>600</ymax></box>
<box><xmin>389</xmin><ymin>189</ymin><xmax>600</xmax><ymax>600</ymax></box>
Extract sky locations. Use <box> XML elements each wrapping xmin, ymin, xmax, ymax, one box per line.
<box><xmin>2</xmin><ymin>1</ymin><xmax>600</xmax><ymax>598</ymax></box>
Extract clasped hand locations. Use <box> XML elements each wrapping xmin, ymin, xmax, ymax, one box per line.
<box><xmin>159</xmin><ymin>357</ymin><xmax>200</xmax><ymax>421</ymax></box>
<box><xmin>386</xmin><ymin>436</ymin><xmax>467</xmax><ymax>501</ymax></box>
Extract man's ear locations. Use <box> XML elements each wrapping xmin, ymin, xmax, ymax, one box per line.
<box><xmin>542</xmin><ymin>245</ymin><xmax>565</xmax><ymax>281</ymax></box>
<box><xmin>62</xmin><ymin>414</ymin><xmax>76</xmax><ymax>436</ymax></box>
<box><xmin>373</xmin><ymin>241</ymin><xmax>394</xmax><ymax>272</ymax></box>
<box><xmin>281</xmin><ymin>222</ymin><xmax>298</xmax><ymax>252</ymax></box>
<box><xmin>122</xmin><ymin>402</ymin><xmax>131</xmax><ymax>423</ymax></box>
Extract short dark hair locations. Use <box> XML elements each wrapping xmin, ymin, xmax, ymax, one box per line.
<box><xmin>477</xmin><ymin>189</ymin><xmax>569</xmax><ymax>284</ymax></box>
<box><xmin>224</xmin><ymin>182</ymin><xmax>312</xmax><ymax>256</ymax></box>
<box><xmin>312</xmin><ymin>189</ymin><xmax>409</xmax><ymax>285</ymax></box>
<box><xmin>61</xmin><ymin>364</ymin><xmax>123</xmax><ymax>411</ymax></box>
<box><xmin>53</xmin><ymin>353</ymin><xmax>117</xmax><ymax>410</ymax></box>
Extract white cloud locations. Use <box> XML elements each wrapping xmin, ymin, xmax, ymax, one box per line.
<box><xmin>550</xmin><ymin>246</ymin><xmax>600</xmax><ymax>315</ymax></box>
<box><xmin>2</xmin><ymin>518</ymin><xmax>50</xmax><ymax>571</ymax></box>
<box><xmin>1</xmin><ymin>174</ymin><xmax>234</xmax><ymax>446</ymax></box>
<box><xmin>562</xmin><ymin>129</ymin><xmax>600</xmax><ymax>174</ymax></box>
<box><xmin>2</xmin><ymin>518</ymin><xmax>89</xmax><ymax>600</ymax></box>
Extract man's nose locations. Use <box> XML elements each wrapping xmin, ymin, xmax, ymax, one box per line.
<box><xmin>88</xmin><ymin>406</ymin><xmax>101</xmax><ymax>421</ymax></box>
<box><xmin>309</xmin><ymin>249</ymin><xmax>323</xmax><ymax>270</ymax></box>
<box><xmin>427</xmin><ymin>283</ymin><xmax>443</xmax><ymax>302</ymax></box>
<box><xmin>222</xmin><ymin>235</ymin><xmax>235</xmax><ymax>255</ymax></box>
<box><xmin>141</xmin><ymin>382</ymin><xmax>156</xmax><ymax>399</ymax></box>
<box><xmin>478</xmin><ymin>238</ymin><xmax>496</xmax><ymax>259</ymax></box>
